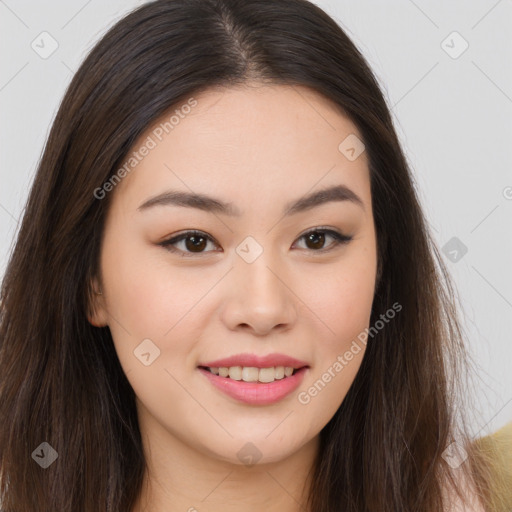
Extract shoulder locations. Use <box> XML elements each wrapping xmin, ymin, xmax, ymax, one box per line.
<box><xmin>472</xmin><ymin>422</ymin><xmax>512</xmax><ymax>510</ymax></box>
<box><xmin>445</xmin><ymin>422</ymin><xmax>512</xmax><ymax>511</ymax></box>
<box><xmin>475</xmin><ymin>421</ymin><xmax>512</xmax><ymax>475</ymax></box>
<box><xmin>442</xmin><ymin>464</ymin><xmax>485</xmax><ymax>512</ymax></box>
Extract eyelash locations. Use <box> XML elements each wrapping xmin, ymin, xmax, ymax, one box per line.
<box><xmin>159</xmin><ymin>227</ymin><xmax>353</xmax><ymax>258</ymax></box>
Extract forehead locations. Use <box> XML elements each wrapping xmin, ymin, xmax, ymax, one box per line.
<box><xmin>109</xmin><ymin>83</ymin><xmax>371</xmax><ymax>215</ymax></box>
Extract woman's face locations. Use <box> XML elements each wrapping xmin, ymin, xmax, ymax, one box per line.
<box><xmin>89</xmin><ymin>83</ymin><xmax>377</xmax><ymax>466</ymax></box>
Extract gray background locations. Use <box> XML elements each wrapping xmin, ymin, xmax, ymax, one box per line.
<box><xmin>1</xmin><ymin>0</ymin><xmax>511</xmax><ymax>437</ymax></box>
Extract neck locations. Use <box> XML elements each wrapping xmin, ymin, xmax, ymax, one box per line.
<box><xmin>131</xmin><ymin>419</ymin><xmax>319</xmax><ymax>512</ymax></box>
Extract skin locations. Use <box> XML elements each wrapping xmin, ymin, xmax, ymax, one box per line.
<box><xmin>89</xmin><ymin>83</ymin><xmax>378</xmax><ymax>512</ymax></box>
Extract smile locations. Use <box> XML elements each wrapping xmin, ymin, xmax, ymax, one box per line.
<box><xmin>197</xmin><ymin>366</ymin><xmax>309</xmax><ymax>405</ymax></box>
<box><xmin>200</xmin><ymin>365</ymin><xmax>297</xmax><ymax>383</ymax></box>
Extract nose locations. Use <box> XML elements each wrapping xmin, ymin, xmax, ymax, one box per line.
<box><xmin>220</xmin><ymin>251</ymin><xmax>298</xmax><ymax>336</ymax></box>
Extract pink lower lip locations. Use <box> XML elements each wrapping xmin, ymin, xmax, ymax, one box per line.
<box><xmin>198</xmin><ymin>367</ymin><xmax>308</xmax><ymax>405</ymax></box>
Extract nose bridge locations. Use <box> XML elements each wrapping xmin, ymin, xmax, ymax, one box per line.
<box><xmin>222</xmin><ymin>238</ymin><xmax>297</xmax><ymax>333</ymax></box>
<box><xmin>235</xmin><ymin>241</ymin><xmax>286</xmax><ymax>304</ymax></box>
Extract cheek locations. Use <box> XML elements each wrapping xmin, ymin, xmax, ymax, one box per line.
<box><xmin>295</xmin><ymin>248</ymin><xmax>375</xmax><ymax>415</ymax></box>
<box><xmin>101</xmin><ymin>233</ymin><xmax>204</xmax><ymax>336</ymax></box>
<box><xmin>295</xmin><ymin>273</ymin><xmax>372</xmax><ymax>430</ymax></box>
<box><xmin>100</xmin><ymin>233</ymin><xmax>222</xmax><ymax>378</ymax></box>
<box><xmin>304</xmin><ymin>253</ymin><xmax>376</xmax><ymax>350</ymax></box>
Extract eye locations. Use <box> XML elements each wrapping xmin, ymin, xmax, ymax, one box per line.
<box><xmin>159</xmin><ymin>227</ymin><xmax>353</xmax><ymax>257</ymax></box>
<box><xmin>293</xmin><ymin>228</ymin><xmax>353</xmax><ymax>252</ymax></box>
<box><xmin>159</xmin><ymin>230</ymin><xmax>219</xmax><ymax>257</ymax></box>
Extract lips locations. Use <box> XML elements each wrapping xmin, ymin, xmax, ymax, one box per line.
<box><xmin>197</xmin><ymin>353</ymin><xmax>310</xmax><ymax>405</ymax></box>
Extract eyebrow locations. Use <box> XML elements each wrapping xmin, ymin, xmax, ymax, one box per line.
<box><xmin>137</xmin><ymin>184</ymin><xmax>365</xmax><ymax>216</ymax></box>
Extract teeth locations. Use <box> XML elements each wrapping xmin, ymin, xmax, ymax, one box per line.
<box><xmin>241</xmin><ymin>367</ymin><xmax>258</xmax><ymax>382</ymax></box>
<box><xmin>207</xmin><ymin>366</ymin><xmax>297</xmax><ymax>383</ymax></box>
<box><xmin>259</xmin><ymin>367</ymin><xmax>276</xmax><ymax>383</ymax></box>
<box><xmin>229</xmin><ymin>366</ymin><xmax>242</xmax><ymax>380</ymax></box>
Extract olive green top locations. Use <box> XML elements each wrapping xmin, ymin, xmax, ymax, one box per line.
<box><xmin>474</xmin><ymin>421</ymin><xmax>512</xmax><ymax>511</ymax></box>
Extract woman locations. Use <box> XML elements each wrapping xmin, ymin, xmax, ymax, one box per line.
<box><xmin>0</xmin><ymin>0</ymin><xmax>508</xmax><ymax>510</ymax></box>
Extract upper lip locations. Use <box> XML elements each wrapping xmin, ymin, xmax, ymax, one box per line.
<box><xmin>199</xmin><ymin>353</ymin><xmax>309</xmax><ymax>369</ymax></box>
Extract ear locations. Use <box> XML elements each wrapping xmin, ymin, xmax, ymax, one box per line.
<box><xmin>87</xmin><ymin>277</ymin><xmax>109</xmax><ymax>327</ymax></box>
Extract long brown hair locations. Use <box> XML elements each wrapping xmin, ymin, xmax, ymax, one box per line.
<box><xmin>0</xmin><ymin>0</ymin><xmax>505</xmax><ymax>510</ymax></box>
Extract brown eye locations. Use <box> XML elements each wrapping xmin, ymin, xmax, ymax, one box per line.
<box><xmin>184</xmin><ymin>234</ymin><xmax>208</xmax><ymax>252</ymax></box>
<box><xmin>160</xmin><ymin>227</ymin><xmax>352</xmax><ymax>258</ymax></box>
<box><xmin>294</xmin><ymin>229</ymin><xmax>353</xmax><ymax>252</ymax></box>
<box><xmin>304</xmin><ymin>231</ymin><xmax>326</xmax><ymax>250</ymax></box>
<box><xmin>160</xmin><ymin>230</ymin><xmax>219</xmax><ymax>257</ymax></box>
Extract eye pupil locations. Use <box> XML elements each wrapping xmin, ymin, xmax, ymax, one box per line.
<box><xmin>186</xmin><ymin>235</ymin><xmax>207</xmax><ymax>252</ymax></box>
<box><xmin>306</xmin><ymin>231</ymin><xmax>325</xmax><ymax>250</ymax></box>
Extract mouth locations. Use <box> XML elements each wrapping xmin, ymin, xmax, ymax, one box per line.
<box><xmin>197</xmin><ymin>365</ymin><xmax>309</xmax><ymax>405</ymax></box>
<box><xmin>197</xmin><ymin>365</ymin><xmax>306</xmax><ymax>383</ymax></box>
